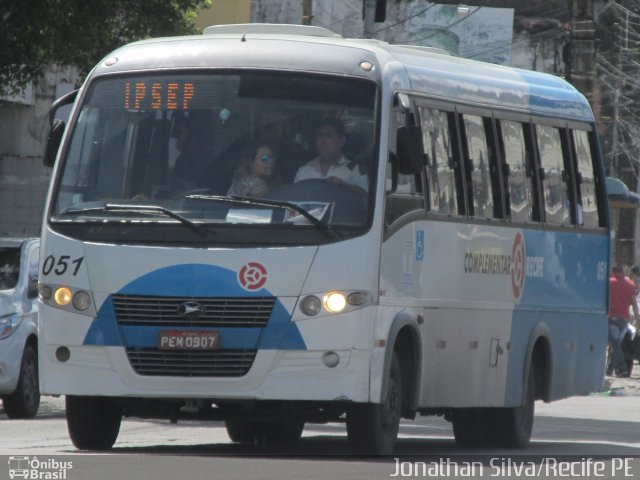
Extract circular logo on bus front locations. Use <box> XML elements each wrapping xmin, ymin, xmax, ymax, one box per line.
<box><xmin>238</xmin><ymin>262</ymin><xmax>267</xmax><ymax>291</ymax></box>
<box><xmin>511</xmin><ymin>232</ymin><xmax>526</xmax><ymax>300</ymax></box>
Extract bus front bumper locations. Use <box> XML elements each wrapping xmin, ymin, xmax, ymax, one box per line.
<box><xmin>39</xmin><ymin>344</ymin><xmax>371</xmax><ymax>403</ymax></box>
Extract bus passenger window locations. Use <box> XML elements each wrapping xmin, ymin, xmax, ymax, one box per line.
<box><xmin>419</xmin><ymin>107</ymin><xmax>457</xmax><ymax>215</ymax></box>
<box><xmin>536</xmin><ymin>124</ymin><xmax>571</xmax><ymax>226</ymax></box>
<box><xmin>500</xmin><ymin>120</ymin><xmax>534</xmax><ymax>223</ymax></box>
<box><xmin>573</xmin><ymin>130</ymin><xmax>599</xmax><ymax>228</ymax></box>
<box><xmin>462</xmin><ymin>115</ymin><xmax>493</xmax><ymax>219</ymax></box>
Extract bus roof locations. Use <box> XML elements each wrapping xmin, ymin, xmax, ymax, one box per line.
<box><xmin>97</xmin><ymin>23</ymin><xmax>593</xmax><ymax>122</ymax></box>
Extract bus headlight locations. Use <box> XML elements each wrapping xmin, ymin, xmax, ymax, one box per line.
<box><xmin>300</xmin><ymin>295</ymin><xmax>322</xmax><ymax>316</ymax></box>
<box><xmin>323</xmin><ymin>292</ymin><xmax>346</xmax><ymax>313</ymax></box>
<box><xmin>39</xmin><ymin>283</ymin><xmax>97</xmax><ymax>317</ymax></box>
<box><xmin>54</xmin><ymin>287</ymin><xmax>72</xmax><ymax>306</ymax></box>
<box><xmin>72</xmin><ymin>291</ymin><xmax>92</xmax><ymax>311</ymax></box>
<box><xmin>38</xmin><ymin>284</ymin><xmax>53</xmax><ymax>301</ymax></box>
<box><xmin>298</xmin><ymin>290</ymin><xmax>371</xmax><ymax>317</ymax></box>
<box><xmin>347</xmin><ymin>292</ymin><xmax>367</xmax><ymax>306</ymax></box>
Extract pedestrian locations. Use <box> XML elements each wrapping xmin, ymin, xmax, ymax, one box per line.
<box><xmin>628</xmin><ymin>265</ymin><xmax>640</xmax><ymax>327</ymax></box>
<box><xmin>607</xmin><ymin>265</ymin><xmax>639</xmax><ymax>377</ymax></box>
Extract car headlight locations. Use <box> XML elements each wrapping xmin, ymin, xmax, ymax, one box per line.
<box><xmin>0</xmin><ymin>313</ymin><xmax>22</xmax><ymax>339</ymax></box>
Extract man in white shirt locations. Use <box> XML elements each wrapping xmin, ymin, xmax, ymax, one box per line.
<box><xmin>294</xmin><ymin>118</ymin><xmax>368</xmax><ymax>194</ymax></box>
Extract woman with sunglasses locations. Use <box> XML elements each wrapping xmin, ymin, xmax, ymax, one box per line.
<box><xmin>227</xmin><ymin>142</ymin><xmax>276</xmax><ymax>197</ymax></box>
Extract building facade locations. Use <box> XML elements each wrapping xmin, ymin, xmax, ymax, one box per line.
<box><xmin>0</xmin><ymin>0</ymin><xmax>602</xmax><ymax>243</ymax></box>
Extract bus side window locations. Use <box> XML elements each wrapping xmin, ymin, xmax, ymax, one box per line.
<box><xmin>483</xmin><ymin>117</ymin><xmax>505</xmax><ymax>219</ymax></box>
<box><xmin>461</xmin><ymin>114</ymin><xmax>494</xmax><ymax>219</ymax></box>
<box><xmin>418</xmin><ymin>107</ymin><xmax>458</xmax><ymax>216</ymax></box>
<box><xmin>385</xmin><ymin>100</ymin><xmax>425</xmax><ymax>225</ymax></box>
<box><xmin>572</xmin><ymin>129</ymin><xmax>599</xmax><ymax>228</ymax></box>
<box><xmin>535</xmin><ymin>124</ymin><xmax>572</xmax><ymax>226</ymax></box>
<box><xmin>499</xmin><ymin>120</ymin><xmax>535</xmax><ymax>223</ymax></box>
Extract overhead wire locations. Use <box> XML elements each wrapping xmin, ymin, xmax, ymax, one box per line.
<box><xmin>406</xmin><ymin>6</ymin><xmax>482</xmax><ymax>44</ymax></box>
<box><xmin>366</xmin><ymin>4</ymin><xmax>437</xmax><ymax>35</ymax></box>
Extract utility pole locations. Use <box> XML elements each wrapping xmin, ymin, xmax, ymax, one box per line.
<box><xmin>611</xmin><ymin>21</ymin><xmax>624</xmax><ymax>178</ymax></box>
<box><xmin>569</xmin><ymin>0</ymin><xmax>595</xmax><ymax>103</ymax></box>
<box><xmin>302</xmin><ymin>0</ymin><xmax>312</xmax><ymax>25</ymax></box>
<box><xmin>363</xmin><ymin>0</ymin><xmax>377</xmax><ymax>38</ymax></box>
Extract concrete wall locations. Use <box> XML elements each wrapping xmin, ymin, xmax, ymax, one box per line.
<box><xmin>0</xmin><ymin>155</ymin><xmax>51</xmax><ymax>236</ymax></box>
<box><xmin>0</xmin><ymin>65</ymin><xmax>79</xmax><ymax>237</ymax></box>
<box><xmin>196</xmin><ymin>0</ymin><xmax>251</xmax><ymax>30</ymax></box>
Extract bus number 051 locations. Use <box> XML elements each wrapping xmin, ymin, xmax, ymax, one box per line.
<box><xmin>42</xmin><ymin>255</ymin><xmax>84</xmax><ymax>276</ymax></box>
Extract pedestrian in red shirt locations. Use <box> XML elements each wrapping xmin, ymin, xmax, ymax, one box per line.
<box><xmin>608</xmin><ymin>265</ymin><xmax>639</xmax><ymax>377</ymax></box>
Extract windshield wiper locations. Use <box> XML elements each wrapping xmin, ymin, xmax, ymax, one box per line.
<box><xmin>186</xmin><ymin>194</ymin><xmax>336</xmax><ymax>238</ymax></box>
<box><xmin>61</xmin><ymin>203</ymin><xmax>212</xmax><ymax>237</ymax></box>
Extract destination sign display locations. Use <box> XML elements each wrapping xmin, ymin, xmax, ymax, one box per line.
<box><xmin>123</xmin><ymin>81</ymin><xmax>195</xmax><ymax>110</ymax></box>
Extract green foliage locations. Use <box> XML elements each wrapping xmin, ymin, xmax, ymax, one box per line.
<box><xmin>0</xmin><ymin>0</ymin><xmax>211</xmax><ymax>96</ymax></box>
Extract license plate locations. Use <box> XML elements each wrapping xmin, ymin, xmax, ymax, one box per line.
<box><xmin>158</xmin><ymin>330</ymin><xmax>219</xmax><ymax>350</ymax></box>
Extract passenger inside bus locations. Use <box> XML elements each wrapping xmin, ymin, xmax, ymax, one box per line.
<box><xmin>227</xmin><ymin>142</ymin><xmax>277</xmax><ymax>197</ymax></box>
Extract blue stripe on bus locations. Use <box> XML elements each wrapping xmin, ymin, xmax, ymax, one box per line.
<box><xmin>82</xmin><ymin>264</ymin><xmax>306</xmax><ymax>350</ymax></box>
<box><xmin>503</xmin><ymin>230</ymin><xmax>608</xmax><ymax>405</ymax></box>
<box><xmin>519</xmin><ymin>230</ymin><xmax>607</xmax><ymax>308</ymax></box>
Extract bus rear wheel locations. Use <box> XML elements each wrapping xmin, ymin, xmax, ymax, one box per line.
<box><xmin>491</xmin><ymin>366</ymin><xmax>535</xmax><ymax>448</ymax></box>
<box><xmin>453</xmin><ymin>366</ymin><xmax>535</xmax><ymax>449</ymax></box>
<box><xmin>66</xmin><ymin>396</ymin><xmax>122</xmax><ymax>450</ymax></box>
<box><xmin>346</xmin><ymin>353</ymin><xmax>402</xmax><ymax>455</ymax></box>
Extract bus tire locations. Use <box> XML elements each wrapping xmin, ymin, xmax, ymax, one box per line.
<box><xmin>346</xmin><ymin>353</ymin><xmax>402</xmax><ymax>455</ymax></box>
<box><xmin>453</xmin><ymin>367</ymin><xmax>535</xmax><ymax>449</ymax></box>
<box><xmin>2</xmin><ymin>345</ymin><xmax>40</xmax><ymax>419</ymax></box>
<box><xmin>260</xmin><ymin>419</ymin><xmax>305</xmax><ymax>444</ymax></box>
<box><xmin>66</xmin><ymin>396</ymin><xmax>122</xmax><ymax>450</ymax></box>
<box><xmin>491</xmin><ymin>366</ymin><xmax>535</xmax><ymax>448</ymax></box>
<box><xmin>452</xmin><ymin>408</ymin><xmax>489</xmax><ymax>448</ymax></box>
<box><xmin>225</xmin><ymin>419</ymin><xmax>257</xmax><ymax>444</ymax></box>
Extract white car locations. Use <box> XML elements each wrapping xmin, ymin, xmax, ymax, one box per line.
<box><xmin>0</xmin><ymin>238</ymin><xmax>40</xmax><ymax>418</ymax></box>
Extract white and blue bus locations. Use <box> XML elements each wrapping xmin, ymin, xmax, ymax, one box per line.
<box><xmin>39</xmin><ymin>24</ymin><xmax>609</xmax><ymax>454</ymax></box>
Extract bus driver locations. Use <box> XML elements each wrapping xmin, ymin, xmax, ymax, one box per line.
<box><xmin>294</xmin><ymin>118</ymin><xmax>368</xmax><ymax>195</ymax></box>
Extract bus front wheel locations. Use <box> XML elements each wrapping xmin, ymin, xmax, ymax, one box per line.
<box><xmin>346</xmin><ymin>353</ymin><xmax>402</xmax><ymax>455</ymax></box>
<box><xmin>225</xmin><ymin>419</ymin><xmax>256</xmax><ymax>444</ymax></box>
<box><xmin>225</xmin><ymin>418</ymin><xmax>305</xmax><ymax>445</ymax></box>
<box><xmin>66</xmin><ymin>396</ymin><xmax>122</xmax><ymax>450</ymax></box>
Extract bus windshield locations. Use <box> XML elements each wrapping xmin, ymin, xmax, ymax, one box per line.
<box><xmin>51</xmin><ymin>71</ymin><xmax>377</xmax><ymax>243</ymax></box>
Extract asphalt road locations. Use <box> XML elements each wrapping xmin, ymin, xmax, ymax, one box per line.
<box><xmin>2</xmin><ymin>388</ymin><xmax>640</xmax><ymax>480</ymax></box>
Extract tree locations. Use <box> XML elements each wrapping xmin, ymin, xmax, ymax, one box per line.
<box><xmin>0</xmin><ymin>0</ymin><xmax>211</xmax><ymax>96</ymax></box>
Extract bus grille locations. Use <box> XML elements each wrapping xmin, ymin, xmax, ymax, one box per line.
<box><xmin>125</xmin><ymin>348</ymin><xmax>257</xmax><ymax>377</ymax></box>
<box><xmin>112</xmin><ymin>294</ymin><xmax>276</xmax><ymax>327</ymax></box>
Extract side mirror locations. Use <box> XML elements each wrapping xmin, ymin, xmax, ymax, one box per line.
<box><xmin>44</xmin><ymin>119</ymin><xmax>66</xmax><ymax>167</ymax></box>
<box><xmin>395</xmin><ymin>125</ymin><xmax>425</xmax><ymax>175</ymax></box>
<box><xmin>43</xmin><ymin>89</ymin><xmax>79</xmax><ymax>167</ymax></box>
<box><xmin>27</xmin><ymin>276</ymin><xmax>38</xmax><ymax>299</ymax></box>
